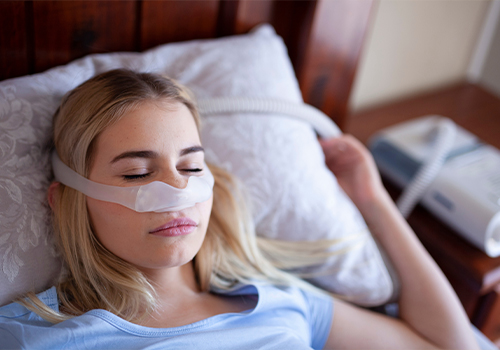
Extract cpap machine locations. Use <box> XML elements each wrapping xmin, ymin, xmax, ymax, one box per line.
<box><xmin>369</xmin><ymin>116</ymin><xmax>500</xmax><ymax>257</ymax></box>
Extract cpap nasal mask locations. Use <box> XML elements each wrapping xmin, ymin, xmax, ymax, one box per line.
<box><xmin>51</xmin><ymin>151</ymin><xmax>214</xmax><ymax>212</ymax></box>
<box><xmin>51</xmin><ymin>97</ymin><xmax>337</xmax><ymax>213</ymax></box>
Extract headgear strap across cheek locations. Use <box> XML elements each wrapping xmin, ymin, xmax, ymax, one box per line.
<box><xmin>51</xmin><ymin>151</ymin><xmax>214</xmax><ymax>212</ymax></box>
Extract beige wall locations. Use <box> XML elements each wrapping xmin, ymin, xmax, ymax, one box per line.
<box><xmin>479</xmin><ymin>6</ymin><xmax>500</xmax><ymax>96</ymax></box>
<box><xmin>350</xmin><ymin>0</ymin><xmax>490</xmax><ymax>112</ymax></box>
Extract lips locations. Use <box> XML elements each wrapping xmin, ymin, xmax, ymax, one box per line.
<box><xmin>149</xmin><ymin>217</ymin><xmax>197</xmax><ymax>237</ymax></box>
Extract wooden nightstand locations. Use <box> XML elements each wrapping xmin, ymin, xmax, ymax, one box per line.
<box><xmin>346</xmin><ymin>82</ymin><xmax>500</xmax><ymax>344</ymax></box>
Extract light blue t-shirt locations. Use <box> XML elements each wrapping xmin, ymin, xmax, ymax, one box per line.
<box><xmin>0</xmin><ymin>283</ymin><xmax>333</xmax><ymax>350</ymax></box>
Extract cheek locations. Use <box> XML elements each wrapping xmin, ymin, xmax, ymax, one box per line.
<box><xmin>198</xmin><ymin>195</ymin><xmax>214</xmax><ymax>228</ymax></box>
<box><xmin>86</xmin><ymin>198</ymin><xmax>143</xmax><ymax>251</ymax></box>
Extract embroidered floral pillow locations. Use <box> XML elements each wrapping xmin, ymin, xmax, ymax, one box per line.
<box><xmin>0</xmin><ymin>25</ymin><xmax>393</xmax><ymax>307</ymax></box>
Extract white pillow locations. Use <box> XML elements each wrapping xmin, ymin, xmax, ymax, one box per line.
<box><xmin>0</xmin><ymin>24</ymin><xmax>393</xmax><ymax>307</ymax></box>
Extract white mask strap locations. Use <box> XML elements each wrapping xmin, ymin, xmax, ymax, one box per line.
<box><xmin>51</xmin><ymin>151</ymin><xmax>214</xmax><ymax>212</ymax></box>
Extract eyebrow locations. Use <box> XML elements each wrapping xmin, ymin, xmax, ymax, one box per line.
<box><xmin>110</xmin><ymin>146</ymin><xmax>204</xmax><ymax>164</ymax></box>
<box><xmin>180</xmin><ymin>146</ymin><xmax>205</xmax><ymax>157</ymax></box>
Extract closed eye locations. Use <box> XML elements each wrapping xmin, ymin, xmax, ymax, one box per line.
<box><xmin>122</xmin><ymin>169</ymin><xmax>202</xmax><ymax>181</ymax></box>
<box><xmin>123</xmin><ymin>173</ymin><xmax>151</xmax><ymax>181</ymax></box>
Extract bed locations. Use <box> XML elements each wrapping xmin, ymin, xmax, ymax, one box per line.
<box><xmin>0</xmin><ymin>1</ymin><xmax>496</xmax><ymax>348</ymax></box>
<box><xmin>0</xmin><ymin>0</ymin><xmax>374</xmax><ymax>128</ymax></box>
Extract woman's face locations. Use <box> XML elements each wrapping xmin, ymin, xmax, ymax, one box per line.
<box><xmin>86</xmin><ymin>101</ymin><xmax>213</xmax><ymax>275</ymax></box>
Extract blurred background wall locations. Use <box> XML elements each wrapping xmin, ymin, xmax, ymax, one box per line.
<box><xmin>350</xmin><ymin>0</ymin><xmax>499</xmax><ymax>112</ymax></box>
<box><xmin>474</xmin><ymin>0</ymin><xmax>500</xmax><ymax>97</ymax></box>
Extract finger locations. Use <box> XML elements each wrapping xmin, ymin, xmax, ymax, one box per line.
<box><xmin>319</xmin><ymin>136</ymin><xmax>348</xmax><ymax>149</ymax></box>
<box><xmin>319</xmin><ymin>136</ymin><xmax>349</xmax><ymax>159</ymax></box>
<box><xmin>336</xmin><ymin>134</ymin><xmax>374</xmax><ymax>160</ymax></box>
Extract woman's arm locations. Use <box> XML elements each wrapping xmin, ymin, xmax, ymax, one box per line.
<box><xmin>320</xmin><ymin>135</ymin><xmax>479</xmax><ymax>350</ymax></box>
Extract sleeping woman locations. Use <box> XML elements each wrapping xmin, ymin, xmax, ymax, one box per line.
<box><xmin>0</xmin><ymin>69</ymin><xmax>479</xmax><ymax>349</ymax></box>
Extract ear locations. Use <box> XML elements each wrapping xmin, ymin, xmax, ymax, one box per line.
<box><xmin>47</xmin><ymin>182</ymin><xmax>60</xmax><ymax>210</ymax></box>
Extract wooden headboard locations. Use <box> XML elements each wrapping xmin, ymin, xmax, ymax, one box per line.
<box><xmin>1</xmin><ymin>0</ymin><xmax>374</xmax><ymax>128</ymax></box>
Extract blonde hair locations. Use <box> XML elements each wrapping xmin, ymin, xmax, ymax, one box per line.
<box><xmin>19</xmin><ymin>69</ymin><xmax>344</xmax><ymax>323</ymax></box>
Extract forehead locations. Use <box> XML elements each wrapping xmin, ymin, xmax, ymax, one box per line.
<box><xmin>93</xmin><ymin>101</ymin><xmax>201</xmax><ymax>158</ymax></box>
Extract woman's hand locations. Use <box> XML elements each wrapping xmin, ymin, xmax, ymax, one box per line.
<box><xmin>321</xmin><ymin>135</ymin><xmax>480</xmax><ymax>350</ymax></box>
<box><xmin>319</xmin><ymin>134</ymin><xmax>387</xmax><ymax>215</ymax></box>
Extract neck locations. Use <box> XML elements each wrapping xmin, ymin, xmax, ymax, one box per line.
<box><xmin>140</xmin><ymin>261</ymin><xmax>201</xmax><ymax>298</ymax></box>
<box><xmin>136</xmin><ymin>261</ymin><xmax>256</xmax><ymax>328</ymax></box>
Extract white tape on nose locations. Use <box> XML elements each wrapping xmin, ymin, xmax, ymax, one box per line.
<box><xmin>51</xmin><ymin>151</ymin><xmax>214</xmax><ymax>212</ymax></box>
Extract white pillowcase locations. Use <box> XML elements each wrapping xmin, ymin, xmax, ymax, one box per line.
<box><xmin>0</xmin><ymin>24</ymin><xmax>393</xmax><ymax>307</ymax></box>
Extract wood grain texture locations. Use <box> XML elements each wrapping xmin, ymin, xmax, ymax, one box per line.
<box><xmin>217</xmin><ymin>0</ymin><xmax>273</xmax><ymax>37</ymax></box>
<box><xmin>32</xmin><ymin>1</ymin><xmax>137</xmax><ymax>73</ymax></box>
<box><xmin>1</xmin><ymin>0</ymin><xmax>374</xmax><ymax>129</ymax></box>
<box><xmin>141</xmin><ymin>0</ymin><xmax>219</xmax><ymax>50</ymax></box>
<box><xmin>272</xmin><ymin>1</ymin><xmax>316</xmax><ymax>82</ymax></box>
<box><xmin>232</xmin><ymin>0</ymin><xmax>274</xmax><ymax>34</ymax></box>
<box><xmin>474</xmin><ymin>285</ymin><xmax>500</xmax><ymax>345</ymax></box>
<box><xmin>215</xmin><ymin>0</ymin><xmax>374</xmax><ymax>128</ymax></box>
<box><xmin>0</xmin><ymin>1</ymin><xmax>29</xmax><ymax>80</ymax></box>
<box><xmin>217</xmin><ymin>0</ymin><xmax>315</xmax><ymax>80</ymax></box>
<box><xmin>298</xmin><ymin>0</ymin><xmax>375</xmax><ymax>129</ymax></box>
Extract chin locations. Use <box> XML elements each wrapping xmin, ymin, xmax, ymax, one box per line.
<box><xmin>134</xmin><ymin>240</ymin><xmax>202</xmax><ymax>271</ymax></box>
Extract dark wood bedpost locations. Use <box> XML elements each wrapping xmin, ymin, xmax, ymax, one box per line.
<box><xmin>296</xmin><ymin>0</ymin><xmax>375</xmax><ymax>130</ymax></box>
<box><xmin>0</xmin><ymin>0</ymin><xmax>374</xmax><ymax>130</ymax></box>
<box><xmin>216</xmin><ymin>0</ymin><xmax>375</xmax><ymax>129</ymax></box>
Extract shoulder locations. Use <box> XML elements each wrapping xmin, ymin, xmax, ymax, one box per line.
<box><xmin>0</xmin><ymin>287</ymin><xmax>58</xmax><ymax>348</ymax></box>
<box><xmin>217</xmin><ymin>282</ymin><xmax>333</xmax><ymax>312</ymax></box>
<box><xmin>256</xmin><ymin>283</ymin><xmax>333</xmax><ymax>312</ymax></box>
<box><xmin>218</xmin><ymin>282</ymin><xmax>334</xmax><ymax>349</ymax></box>
<box><xmin>0</xmin><ymin>286</ymin><xmax>59</xmax><ymax>320</ymax></box>
<box><xmin>257</xmin><ymin>283</ymin><xmax>334</xmax><ymax>350</ymax></box>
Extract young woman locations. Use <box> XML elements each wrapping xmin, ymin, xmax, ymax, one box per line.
<box><xmin>0</xmin><ymin>69</ymin><xmax>478</xmax><ymax>349</ymax></box>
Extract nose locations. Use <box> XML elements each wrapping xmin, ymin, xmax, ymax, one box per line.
<box><xmin>163</xmin><ymin>172</ymin><xmax>189</xmax><ymax>189</ymax></box>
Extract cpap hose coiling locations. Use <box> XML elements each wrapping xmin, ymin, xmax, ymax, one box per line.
<box><xmin>396</xmin><ymin>118</ymin><xmax>457</xmax><ymax>218</ymax></box>
<box><xmin>197</xmin><ymin>97</ymin><xmax>341</xmax><ymax>139</ymax></box>
<box><xmin>198</xmin><ymin>96</ymin><xmax>455</xmax><ymax>219</ymax></box>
